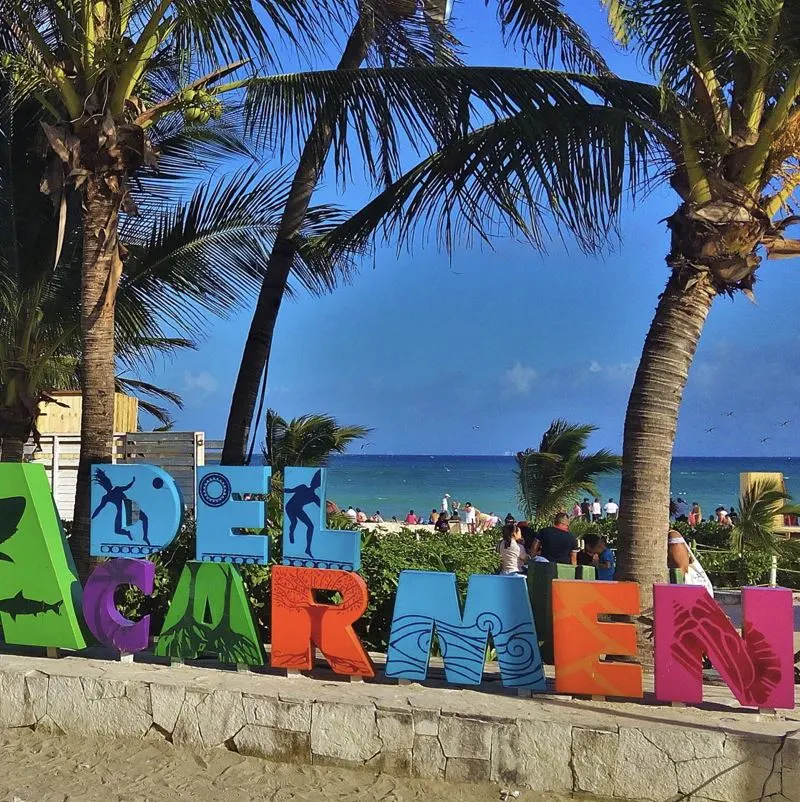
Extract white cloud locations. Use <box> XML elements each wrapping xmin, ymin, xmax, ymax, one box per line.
<box><xmin>587</xmin><ymin>360</ymin><xmax>635</xmax><ymax>380</ymax></box>
<box><xmin>183</xmin><ymin>370</ymin><xmax>219</xmax><ymax>398</ymax></box>
<box><xmin>505</xmin><ymin>362</ymin><xmax>538</xmax><ymax>394</ymax></box>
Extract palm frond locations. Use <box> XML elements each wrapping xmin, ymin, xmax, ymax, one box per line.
<box><xmin>493</xmin><ymin>0</ymin><xmax>609</xmax><ymax>73</ymax></box>
<box><xmin>243</xmin><ymin>67</ymin><xmax>666</xmax><ymax>191</ymax></box>
<box><xmin>317</xmin><ymin>85</ymin><xmax>663</xmax><ymax>256</ymax></box>
<box><xmin>732</xmin><ymin>477</ymin><xmax>800</xmax><ymax>559</ymax></box>
<box><xmin>120</xmin><ymin>165</ymin><xmax>356</xmax><ymax>342</ymax></box>
<box><xmin>515</xmin><ymin>419</ymin><xmax>620</xmax><ymax>523</ymax></box>
<box><xmin>264</xmin><ymin>409</ymin><xmax>371</xmax><ymax>474</ymax></box>
<box><xmin>153</xmin><ymin>0</ymin><xmax>349</xmax><ymax>70</ymax></box>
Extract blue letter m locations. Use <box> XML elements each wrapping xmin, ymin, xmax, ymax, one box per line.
<box><xmin>385</xmin><ymin>571</ymin><xmax>544</xmax><ymax>689</ymax></box>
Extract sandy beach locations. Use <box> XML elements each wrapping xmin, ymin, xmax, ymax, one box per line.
<box><xmin>0</xmin><ymin>728</ymin><xmax>600</xmax><ymax>802</ymax></box>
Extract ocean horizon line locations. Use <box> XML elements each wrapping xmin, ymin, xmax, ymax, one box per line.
<box><xmin>331</xmin><ymin>453</ymin><xmax>800</xmax><ymax>460</ymax></box>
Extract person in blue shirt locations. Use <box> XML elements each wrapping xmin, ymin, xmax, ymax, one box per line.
<box><xmin>583</xmin><ymin>534</ymin><xmax>616</xmax><ymax>580</ymax></box>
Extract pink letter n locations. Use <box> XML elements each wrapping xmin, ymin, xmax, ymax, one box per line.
<box><xmin>654</xmin><ymin>585</ymin><xmax>795</xmax><ymax>710</ymax></box>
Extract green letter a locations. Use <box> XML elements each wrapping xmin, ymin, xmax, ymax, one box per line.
<box><xmin>155</xmin><ymin>562</ymin><xmax>264</xmax><ymax>665</ymax></box>
<box><xmin>0</xmin><ymin>464</ymin><xmax>86</xmax><ymax>648</ymax></box>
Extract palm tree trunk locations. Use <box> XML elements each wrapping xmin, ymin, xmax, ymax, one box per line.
<box><xmin>617</xmin><ymin>269</ymin><xmax>717</xmax><ymax>665</ymax></box>
<box><xmin>71</xmin><ymin>180</ymin><xmax>122</xmax><ymax>581</ymax></box>
<box><xmin>220</xmin><ymin>20</ymin><xmax>371</xmax><ymax>466</ymax></box>
<box><xmin>0</xmin><ymin>430</ymin><xmax>26</xmax><ymax>462</ymax></box>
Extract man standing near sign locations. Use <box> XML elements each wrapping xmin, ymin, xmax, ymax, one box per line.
<box><xmin>535</xmin><ymin>512</ymin><xmax>579</xmax><ymax>565</ymax></box>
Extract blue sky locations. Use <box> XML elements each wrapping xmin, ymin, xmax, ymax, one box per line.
<box><xmin>146</xmin><ymin>1</ymin><xmax>800</xmax><ymax>457</ymax></box>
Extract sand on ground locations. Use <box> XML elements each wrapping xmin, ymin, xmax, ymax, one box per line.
<box><xmin>0</xmin><ymin>728</ymin><xmax>605</xmax><ymax>802</ymax></box>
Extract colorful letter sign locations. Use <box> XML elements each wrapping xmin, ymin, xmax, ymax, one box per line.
<box><xmin>386</xmin><ymin>570</ymin><xmax>545</xmax><ymax>689</ymax></box>
<box><xmin>0</xmin><ymin>461</ymin><xmax>796</xmax><ymax>711</ymax></box>
<box><xmin>552</xmin><ymin>580</ymin><xmax>643</xmax><ymax>698</ymax></box>
<box><xmin>654</xmin><ymin>585</ymin><xmax>795</xmax><ymax>709</ymax></box>
<box><xmin>282</xmin><ymin>468</ymin><xmax>361</xmax><ymax>570</ymax></box>
<box><xmin>154</xmin><ymin>562</ymin><xmax>264</xmax><ymax>665</ymax></box>
<box><xmin>90</xmin><ymin>464</ymin><xmax>183</xmax><ymax>557</ymax></box>
<box><xmin>271</xmin><ymin>565</ymin><xmax>374</xmax><ymax>676</ymax></box>
<box><xmin>195</xmin><ymin>466</ymin><xmax>270</xmax><ymax>564</ymax></box>
<box><xmin>0</xmin><ymin>464</ymin><xmax>85</xmax><ymax>649</ymax></box>
<box><xmin>83</xmin><ymin>558</ymin><xmax>154</xmax><ymax>653</ymax></box>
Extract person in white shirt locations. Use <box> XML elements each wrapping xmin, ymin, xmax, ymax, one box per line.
<box><xmin>441</xmin><ymin>493</ymin><xmax>450</xmax><ymax>514</ymax></box>
<box><xmin>464</xmin><ymin>502</ymin><xmax>477</xmax><ymax>534</ymax></box>
<box><xmin>345</xmin><ymin>506</ymin><xmax>358</xmax><ymax>523</ymax></box>
<box><xmin>497</xmin><ymin>524</ymin><xmax>529</xmax><ymax>575</ymax></box>
<box><xmin>591</xmin><ymin>498</ymin><xmax>602</xmax><ymax>521</ymax></box>
<box><xmin>604</xmin><ymin>498</ymin><xmax>619</xmax><ymax>520</ymax></box>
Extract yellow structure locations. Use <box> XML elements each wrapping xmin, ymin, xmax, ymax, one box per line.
<box><xmin>36</xmin><ymin>391</ymin><xmax>138</xmax><ymax>434</ymax></box>
<box><xmin>739</xmin><ymin>471</ymin><xmax>800</xmax><ymax>537</ymax></box>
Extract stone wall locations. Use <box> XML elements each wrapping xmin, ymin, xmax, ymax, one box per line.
<box><xmin>0</xmin><ymin>653</ymin><xmax>797</xmax><ymax>802</ymax></box>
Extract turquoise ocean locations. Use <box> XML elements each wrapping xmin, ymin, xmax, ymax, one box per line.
<box><xmin>319</xmin><ymin>455</ymin><xmax>800</xmax><ymax>521</ymax></box>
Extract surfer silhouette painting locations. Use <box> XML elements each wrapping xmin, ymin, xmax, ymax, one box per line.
<box><xmin>284</xmin><ymin>470</ymin><xmax>322</xmax><ymax>558</ymax></box>
<box><xmin>92</xmin><ymin>468</ymin><xmax>150</xmax><ymax>545</ymax></box>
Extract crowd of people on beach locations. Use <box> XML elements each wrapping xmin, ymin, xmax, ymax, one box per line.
<box><xmin>340</xmin><ymin>493</ymin><xmax>502</xmax><ymax>533</ymax></box>
<box><xmin>337</xmin><ymin>489</ymin><xmax>713</xmax><ymax>594</ymax></box>
<box><xmin>571</xmin><ymin>497</ymin><xmax>619</xmax><ymax>521</ymax></box>
<box><xmin>669</xmin><ymin>497</ymin><xmax>738</xmax><ymax>527</ymax></box>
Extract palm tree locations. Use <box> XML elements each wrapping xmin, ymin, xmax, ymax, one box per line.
<box><xmin>0</xmin><ymin>0</ymin><xmax>353</xmax><ymax>571</ymax></box>
<box><xmin>317</xmin><ymin>2</ymin><xmax>800</xmax><ymax>643</ymax></box>
<box><xmin>0</xmin><ymin>98</ymin><xmax>350</xmax><ymax>573</ymax></box>
<box><xmin>220</xmin><ymin>0</ymin><xmax>614</xmax><ymax>464</ymax></box>
<box><xmin>732</xmin><ymin>478</ymin><xmax>800</xmax><ymax>564</ymax></box>
<box><xmin>515</xmin><ymin>419</ymin><xmax>620</xmax><ymax>526</ymax></box>
<box><xmin>264</xmin><ymin>409</ymin><xmax>370</xmax><ymax>475</ymax></box>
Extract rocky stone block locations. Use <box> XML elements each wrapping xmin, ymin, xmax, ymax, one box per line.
<box><xmin>411</xmin><ymin>707</ymin><xmax>440</xmax><ymax>736</ymax></box>
<box><xmin>0</xmin><ymin>672</ymin><xmax>37</xmax><ymax>727</ymax></box>
<box><xmin>438</xmin><ymin>715</ymin><xmax>492</xmax><ymax>760</ymax></box>
<box><xmin>677</xmin><ymin>735</ymin><xmax>783</xmax><ymax>801</ymax></box>
<box><xmin>310</xmin><ymin>701</ymin><xmax>380</xmax><ymax>764</ymax></box>
<box><xmin>81</xmin><ymin>677</ymin><xmax>126</xmax><ymax>700</ymax></box>
<box><xmin>24</xmin><ymin>671</ymin><xmax>48</xmax><ymax>723</ymax></box>
<box><xmin>46</xmin><ymin>674</ymin><xmax>151</xmax><ymax>738</ymax></box>
<box><xmin>492</xmin><ymin>719</ymin><xmax>572</xmax><ymax>792</ymax></box>
<box><xmin>612</xmin><ymin>728</ymin><xmax>679</xmax><ymax>801</ymax></box>
<box><xmin>125</xmin><ymin>681</ymin><xmax>152</xmax><ymax>716</ymax></box>
<box><xmin>150</xmin><ymin>683</ymin><xmax>185</xmax><ymax>734</ymax></box>
<box><xmin>377</xmin><ymin>709</ymin><xmax>414</xmax><ymax>751</ymax></box>
<box><xmin>242</xmin><ymin>695</ymin><xmax>311</xmax><ymax>732</ymax></box>
<box><xmin>35</xmin><ymin>714</ymin><xmax>64</xmax><ymax>735</ymax></box>
<box><xmin>171</xmin><ymin>689</ymin><xmax>207</xmax><ymax>749</ymax></box>
<box><xmin>639</xmin><ymin>725</ymin><xmax>725</xmax><ymax>762</ymax></box>
<box><xmin>233</xmin><ymin>724</ymin><xmax>311</xmax><ymax>762</ymax></box>
<box><xmin>366</xmin><ymin>749</ymin><xmax>413</xmax><ymax>775</ymax></box>
<box><xmin>445</xmin><ymin>757</ymin><xmax>491</xmax><ymax>783</ymax></box>
<box><xmin>412</xmin><ymin>734</ymin><xmax>446</xmax><ymax>779</ymax></box>
<box><xmin>781</xmin><ymin>733</ymin><xmax>800</xmax><ymax>802</ymax></box>
<box><xmin>196</xmin><ymin>690</ymin><xmax>246</xmax><ymax>747</ymax></box>
<box><xmin>572</xmin><ymin>727</ymin><xmax>620</xmax><ymax>797</ymax></box>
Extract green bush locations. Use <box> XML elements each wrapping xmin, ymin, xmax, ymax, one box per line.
<box><xmin>776</xmin><ymin>553</ymin><xmax>800</xmax><ymax>590</ymax></box>
<box><xmin>696</xmin><ymin>549</ymin><xmax>773</xmax><ymax>587</ymax></box>
<box><xmin>671</xmin><ymin>520</ymin><xmax>732</xmax><ymax>549</ymax></box>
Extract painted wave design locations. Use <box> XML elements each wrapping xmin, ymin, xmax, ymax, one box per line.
<box><xmin>387</xmin><ymin>612</ymin><xmax>543</xmax><ymax>687</ymax></box>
